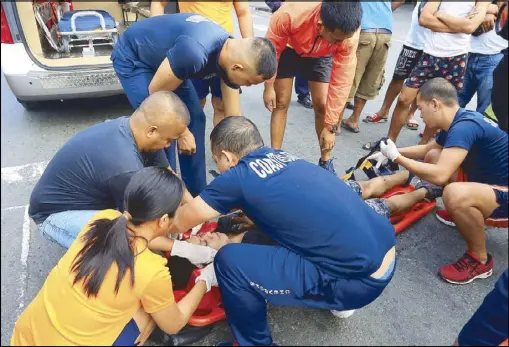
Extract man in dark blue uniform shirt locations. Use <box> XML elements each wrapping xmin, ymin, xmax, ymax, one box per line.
<box><xmin>370</xmin><ymin>77</ymin><xmax>508</xmax><ymax>285</ymax></box>
<box><xmin>170</xmin><ymin>116</ymin><xmax>397</xmax><ymax>346</ymax></box>
<box><xmin>111</xmin><ymin>13</ymin><xmax>277</xmax><ymax>197</ymax></box>
<box><xmin>29</xmin><ymin>92</ymin><xmax>191</xmax><ymax>248</ymax></box>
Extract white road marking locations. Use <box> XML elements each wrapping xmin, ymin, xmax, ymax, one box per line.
<box><xmin>1</xmin><ymin>205</ymin><xmax>28</xmax><ymax>211</ymax></box>
<box><xmin>1</xmin><ymin>161</ymin><xmax>48</xmax><ymax>184</ymax></box>
<box><xmin>17</xmin><ymin>205</ymin><xmax>31</xmax><ymax>314</ymax></box>
<box><xmin>254</xmin><ymin>24</ymin><xmax>268</xmax><ymax>33</ymax></box>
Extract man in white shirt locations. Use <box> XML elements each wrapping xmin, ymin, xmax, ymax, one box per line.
<box><xmin>364</xmin><ymin>1</ymin><xmax>430</xmax><ymax>131</ymax></box>
<box><xmin>384</xmin><ymin>1</ymin><xmax>491</xmax><ymax>144</ymax></box>
<box><xmin>459</xmin><ymin>3</ymin><xmax>508</xmax><ymax>113</ymax></box>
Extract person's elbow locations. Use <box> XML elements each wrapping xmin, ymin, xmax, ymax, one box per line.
<box><xmin>419</xmin><ymin>13</ymin><xmax>434</xmax><ymax>28</ymax></box>
<box><xmin>432</xmin><ymin>170</ymin><xmax>452</xmax><ymax>186</ymax></box>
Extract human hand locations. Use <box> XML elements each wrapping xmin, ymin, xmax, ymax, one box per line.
<box><xmin>171</xmin><ymin>240</ymin><xmax>217</xmax><ymax>266</ymax></box>
<box><xmin>231</xmin><ymin>211</ymin><xmax>256</xmax><ymax>230</ymax></box>
<box><xmin>195</xmin><ymin>263</ymin><xmax>218</xmax><ymax>292</ymax></box>
<box><xmin>380</xmin><ymin>139</ymin><xmax>401</xmax><ymax>161</ymax></box>
<box><xmin>263</xmin><ymin>85</ymin><xmax>276</xmax><ymax>112</ymax></box>
<box><xmin>481</xmin><ymin>14</ymin><xmax>496</xmax><ymax>32</ymax></box>
<box><xmin>134</xmin><ymin>318</ymin><xmax>157</xmax><ymax>346</ymax></box>
<box><xmin>177</xmin><ymin>130</ymin><xmax>196</xmax><ymax>155</ymax></box>
<box><xmin>320</xmin><ymin>128</ymin><xmax>336</xmax><ymax>151</ymax></box>
<box><xmin>366</xmin><ymin>151</ymin><xmax>389</xmax><ymax>169</ymax></box>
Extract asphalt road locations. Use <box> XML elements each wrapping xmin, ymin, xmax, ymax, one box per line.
<box><xmin>1</xmin><ymin>5</ymin><xmax>507</xmax><ymax>346</ymax></box>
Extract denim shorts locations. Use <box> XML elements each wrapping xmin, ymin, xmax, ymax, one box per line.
<box><xmin>344</xmin><ymin>180</ymin><xmax>391</xmax><ymax>219</ymax></box>
<box><xmin>38</xmin><ymin>210</ymin><xmax>101</xmax><ymax>249</ymax></box>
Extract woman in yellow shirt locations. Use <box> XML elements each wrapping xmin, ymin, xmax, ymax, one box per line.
<box><xmin>11</xmin><ymin>167</ymin><xmax>218</xmax><ymax>346</ymax></box>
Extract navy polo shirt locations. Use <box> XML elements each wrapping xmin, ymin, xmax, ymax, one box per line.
<box><xmin>112</xmin><ymin>13</ymin><xmax>239</xmax><ymax>89</ymax></box>
<box><xmin>199</xmin><ymin>147</ymin><xmax>396</xmax><ymax>279</ymax></box>
<box><xmin>436</xmin><ymin>108</ymin><xmax>508</xmax><ymax>185</ymax></box>
<box><xmin>29</xmin><ymin>117</ymin><xmax>169</xmax><ymax>224</ymax></box>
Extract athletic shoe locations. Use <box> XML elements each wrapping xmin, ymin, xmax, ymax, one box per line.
<box><xmin>297</xmin><ymin>95</ymin><xmax>313</xmax><ymax>109</ymax></box>
<box><xmin>415</xmin><ymin>180</ymin><xmax>443</xmax><ymax>201</ymax></box>
<box><xmin>331</xmin><ymin>309</ymin><xmax>356</xmax><ymax>319</ymax></box>
<box><xmin>436</xmin><ymin>209</ymin><xmax>456</xmax><ymax>227</ymax></box>
<box><xmin>319</xmin><ymin>158</ymin><xmax>336</xmax><ymax>176</ymax></box>
<box><xmin>439</xmin><ymin>252</ymin><xmax>494</xmax><ymax>284</ymax></box>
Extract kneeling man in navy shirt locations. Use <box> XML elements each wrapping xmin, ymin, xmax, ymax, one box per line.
<box><xmin>170</xmin><ymin>116</ymin><xmax>397</xmax><ymax>346</ymax></box>
<box><xmin>29</xmin><ymin>92</ymin><xmax>191</xmax><ymax>248</ymax></box>
<box><xmin>371</xmin><ymin>78</ymin><xmax>508</xmax><ymax>285</ymax></box>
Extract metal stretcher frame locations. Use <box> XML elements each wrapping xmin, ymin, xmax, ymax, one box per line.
<box><xmin>58</xmin><ymin>10</ymin><xmax>119</xmax><ymax>54</ymax></box>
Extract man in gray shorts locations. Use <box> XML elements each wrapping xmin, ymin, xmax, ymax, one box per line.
<box><xmin>343</xmin><ymin>170</ymin><xmax>442</xmax><ymax>219</ymax></box>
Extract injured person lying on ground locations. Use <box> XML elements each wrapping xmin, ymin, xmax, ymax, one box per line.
<box><xmin>367</xmin><ymin>77</ymin><xmax>509</xmax><ymax>286</ymax></box>
<box><xmin>188</xmin><ymin>170</ymin><xmax>440</xmax><ymax>253</ymax></box>
<box><xmin>169</xmin><ymin>116</ymin><xmax>399</xmax><ymax>346</ymax></box>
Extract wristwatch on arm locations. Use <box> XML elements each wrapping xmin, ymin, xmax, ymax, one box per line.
<box><xmin>324</xmin><ymin>123</ymin><xmax>338</xmax><ymax>133</ymax></box>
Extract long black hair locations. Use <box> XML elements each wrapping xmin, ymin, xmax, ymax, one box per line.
<box><xmin>71</xmin><ymin>167</ymin><xmax>184</xmax><ymax>297</ymax></box>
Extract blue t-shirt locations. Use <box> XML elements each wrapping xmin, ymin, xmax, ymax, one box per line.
<box><xmin>200</xmin><ymin>147</ymin><xmax>396</xmax><ymax>278</ymax></box>
<box><xmin>111</xmin><ymin>13</ymin><xmax>238</xmax><ymax>89</ymax></box>
<box><xmin>436</xmin><ymin>108</ymin><xmax>509</xmax><ymax>185</ymax></box>
<box><xmin>29</xmin><ymin>117</ymin><xmax>169</xmax><ymax>224</ymax></box>
<box><xmin>360</xmin><ymin>2</ymin><xmax>393</xmax><ymax>32</ymax></box>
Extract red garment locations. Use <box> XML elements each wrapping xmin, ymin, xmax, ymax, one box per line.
<box><xmin>266</xmin><ymin>2</ymin><xmax>359</xmax><ymax>127</ymax></box>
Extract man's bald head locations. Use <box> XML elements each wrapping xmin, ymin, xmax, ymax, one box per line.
<box><xmin>130</xmin><ymin>91</ymin><xmax>190</xmax><ymax>152</ymax></box>
<box><xmin>133</xmin><ymin>91</ymin><xmax>190</xmax><ymax>127</ymax></box>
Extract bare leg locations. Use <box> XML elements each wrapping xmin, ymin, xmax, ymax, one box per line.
<box><xmin>270</xmin><ymin>78</ymin><xmax>294</xmax><ymax>149</ymax></box>
<box><xmin>309</xmin><ymin>81</ymin><xmax>331</xmax><ymax>161</ymax></box>
<box><xmin>385</xmin><ymin>188</ymin><xmax>427</xmax><ymax>216</ymax></box>
<box><xmin>377</xmin><ymin>79</ymin><xmax>405</xmax><ymax>119</ymax></box>
<box><xmin>419</xmin><ymin>125</ymin><xmax>437</xmax><ymax>145</ymax></box>
<box><xmin>335</xmin><ymin>103</ymin><xmax>349</xmax><ymax>134</ymax></box>
<box><xmin>387</xmin><ymin>86</ymin><xmax>419</xmax><ymax>142</ymax></box>
<box><xmin>357</xmin><ymin>170</ymin><xmax>411</xmax><ymax>199</ymax></box>
<box><xmin>211</xmin><ymin>96</ymin><xmax>225</xmax><ymax>127</ymax></box>
<box><xmin>443</xmin><ymin>183</ymin><xmax>501</xmax><ymax>263</ymax></box>
<box><xmin>343</xmin><ymin>96</ymin><xmax>368</xmax><ymax>130</ymax></box>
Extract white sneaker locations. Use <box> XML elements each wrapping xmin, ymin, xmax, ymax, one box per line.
<box><xmin>331</xmin><ymin>309</ymin><xmax>356</xmax><ymax>319</ymax></box>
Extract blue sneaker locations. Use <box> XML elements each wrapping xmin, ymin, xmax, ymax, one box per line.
<box><xmin>415</xmin><ymin>180</ymin><xmax>443</xmax><ymax>201</ymax></box>
<box><xmin>318</xmin><ymin>158</ymin><xmax>336</xmax><ymax>176</ymax></box>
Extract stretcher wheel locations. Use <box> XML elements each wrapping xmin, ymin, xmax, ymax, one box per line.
<box><xmin>382</xmin><ymin>185</ymin><xmax>437</xmax><ymax>235</ymax></box>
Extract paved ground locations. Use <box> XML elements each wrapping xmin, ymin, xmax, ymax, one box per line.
<box><xmin>1</xmin><ymin>5</ymin><xmax>507</xmax><ymax>346</ymax></box>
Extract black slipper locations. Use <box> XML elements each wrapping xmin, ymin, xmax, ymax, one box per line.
<box><xmin>341</xmin><ymin>121</ymin><xmax>360</xmax><ymax>133</ymax></box>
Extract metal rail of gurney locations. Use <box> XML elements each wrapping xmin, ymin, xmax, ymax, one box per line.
<box><xmin>58</xmin><ymin>11</ymin><xmax>119</xmax><ymax>54</ymax></box>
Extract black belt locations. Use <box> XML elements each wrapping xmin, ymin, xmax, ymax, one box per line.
<box><xmin>361</xmin><ymin>28</ymin><xmax>392</xmax><ymax>34</ymax></box>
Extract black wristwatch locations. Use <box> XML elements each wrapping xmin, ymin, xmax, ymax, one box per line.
<box><xmin>325</xmin><ymin>123</ymin><xmax>338</xmax><ymax>133</ymax></box>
